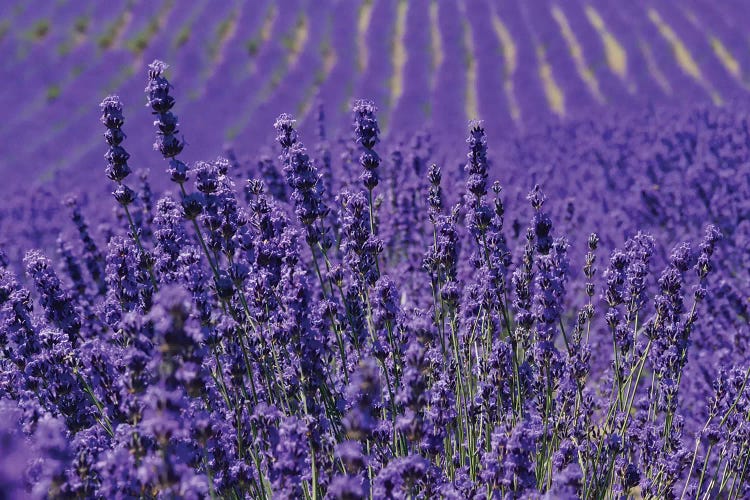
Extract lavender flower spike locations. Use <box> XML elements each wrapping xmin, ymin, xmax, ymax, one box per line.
<box><xmin>353</xmin><ymin>99</ymin><xmax>381</xmax><ymax>190</ymax></box>
<box><xmin>100</xmin><ymin>95</ymin><xmax>133</xmax><ymax>205</ymax></box>
<box><xmin>146</xmin><ymin>59</ymin><xmax>187</xmax><ymax>182</ymax></box>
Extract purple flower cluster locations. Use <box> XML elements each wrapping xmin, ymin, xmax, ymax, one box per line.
<box><xmin>0</xmin><ymin>60</ymin><xmax>749</xmax><ymax>500</ymax></box>
<box><xmin>100</xmin><ymin>96</ymin><xmax>136</xmax><ymax>207</ymax></box>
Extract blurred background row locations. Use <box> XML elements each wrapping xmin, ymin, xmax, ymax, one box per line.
<box><xmin>2</xmin><ymin>0</ymin><xmax>749</xmax><ymax>194</ymax></box>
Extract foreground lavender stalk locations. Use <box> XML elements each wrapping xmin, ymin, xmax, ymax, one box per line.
<box><xmin>353</xmin><ymin>99</ymin><xmax>382</xmax><ymax>264</ymax></box>
<box><xmin>145</xmin><ymin>60</ymin><xmax>219</xmax><ymax>279</ymax></box>
<box><xmin>100</xmin><ymin>95</ymin><xmax>158</xmax><ymax>289</ymax></box>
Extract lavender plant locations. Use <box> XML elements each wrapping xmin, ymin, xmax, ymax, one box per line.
<box><xmin>0</xmin><ymin>60</ymin><xmax>748</xmax><ymax>500</ymax></box>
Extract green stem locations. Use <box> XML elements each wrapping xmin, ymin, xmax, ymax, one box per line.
<box><xmin>696</xmin><ymin>443</ymin><xmax>715</xmax><ymax>497</ymax></box>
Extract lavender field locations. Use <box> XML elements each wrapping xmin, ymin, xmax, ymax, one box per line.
<box><xmin>1</xmin><ymin>1</ymin><xmax>750</xmax><ymax>498</ymax></box>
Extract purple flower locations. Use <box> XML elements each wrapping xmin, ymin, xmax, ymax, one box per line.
<box><xmin>0</xmin><ymin>400</ymin><xmax>33</xmax><ymax>497</ymax></box>
<box><xmin>464</xmin><ymin>120</ymin><xmax>489</xmax><ymax>201</ymax></box>
<box><xmin>372</xmin><ymin>454</ymin><xmax>439</xmax><ymax>499</ymax></box>
<box><xmin>501</xmin><ymin>417</ymin><xmax>539</xmax><ymax>494</ymax></box>
<box><xmin>339</xmin><ymin>190</ymin><xmax>382</xmax><ymax>285</ymax></box>
<box><xmin>271</xmin><ymin>416</ymin><xmax>310</xmax><ymax>499</ymax></box>
<box><xmin>343</xmin><ymin>359</ymin><xmax>382</xmax><ymax>441</ymax></box>
<box><xmin>0</xmin><ymin>267</ymin><xmax>40</xmax><ymax>369</ymax></box>
<box><xmin>103</xmin><ymin>236</ymin><xmax>147</xmax><ymax>327</ymax></box>
<box><xmin>335</xmin><ymin>440</ymin><xmax>366</xmax><ymax>475</ymax></box>
<box><xmin>427</xmin><ymin>163</ymin><xmax>443</xmax><ymax>220</ymax></box>
<box><xmin>153</xmin><ymin>196</ymin><xmax>190</xmax><ymax>283</ymax></box>
<box><xmin>100</xmin><ymin>95</ymin><xmax>139</xmax><ymax>211</ymax></box>
<box><xmin>274</xmin><ymin>115</ymin><xmax>330</xmax><ymax>247</ymax></box>
<box><xmin>352</xmin><ymin>99</ymin><xmax>380</xmax><ymax>149</ymax></box>
<box><xmin>251</xmin><ymin>155</ymin><xmax>288</xmax><ymax>202</ymax></box>
<box><xmin>57</xmin><ymin>237</ymin><xmax>86</xmax><ymax>296</ymax></box>
<box><xmin>24</xmin><ymin>250</ymin><xmax>81</xmax><ymax>344</ymax></box>
<box><xmin>146</xmin><ymin>60</ymin><xmax>185</xmax><ymax>160</ymax></box>
<box><xmin>274</xmin><ymin>113</ymin><xmax>298</xmax><ymax>149</ymax></box>
<box><xmin>148</xmin><ymin>285</ymin><xmax>203</xmax><ymax>360</ymax></box>
<box><xmin>28</xmin><ymin>414</ymin><xmax>73</xmax><ymax>498</ymax></box>
<box><xmin>353</xmin><ymin>99</ymin><xmax>381</xmax><ymax>190</ymax></box>
<box><xmin>100</xmin><ymin>96</ymin><xmax>131</xmax><ymax>183</ymax></box>
<box><xmin>423</xmin><ymin>372</ymin><xmax>456</xmax><ymax>456</ymax></box>
<box><xmin>396</xmin><ymin>339</ymin><xmax>429</xmax><ymax>443</ymax></box>
<box><xmin>624</xmin><ymin>233</ymin><xmax>656</xmax><ymax>319</ymax></box>
<box><xmin>528</xmin><ymin>185</ymin><xmax>552</xmax><ymax>255</ymax></box>
<box><xmin>532</xmin><ymin>237</ymin><xmax>568</xmax><ymax>364</ymax></box>
<box><xmin>695</xmin><ymin>225</ymin><xmax>721</xmax><ymax>280</ymax></box>
<box><xmin>326</xmin><ymin>475</ymin><xmax>366</xmax><ymax>500</ymax></box>
<box><xmin>113</xmin><ymin>184</ymin><xmax>137</xmax><ymax>207</ymax></box>
<box><xmin>64</xmin><ymin>196</ymin><xmax>106</xmax><ymax>294</ymax></box>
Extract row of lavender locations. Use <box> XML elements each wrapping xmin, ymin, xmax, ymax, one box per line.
<box><xmin>3</xmin><ymin>0</ymin><xmax>750</xmax><ymax>195</ymax></box>
<box><xmin>1</xmin><ymin>60</ymin><xmax>748</xmax><ymax>498</ymax></box>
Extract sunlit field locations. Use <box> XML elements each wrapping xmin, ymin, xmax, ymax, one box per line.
<box><xmin>1</xmin><ymin>1</ymin><xmax>749</xmax><ymax>498</ymax></box>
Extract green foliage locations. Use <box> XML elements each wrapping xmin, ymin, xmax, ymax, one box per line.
<box><xmin>209</xmin><ymin>13</ymin><xmax>236</xmax><ymax>60</ymax></box>
<box><xmin>46</xmin><ymin>84</ymin><xmax>61</xmax><ymax>101</ymax></box>
<box><xmin>174</xmin><ymin>25</ymin><xmax>191</xmax><ymax>48</ymax></box>
<box><xmin>0</xmin><ymin>20</ymin><xmax>10</xmax><ymax>42</ymax></box>
<box><xmin>26</xmin><ymin>19</ymin><xmax>50</xmax><ymax>41</ymax></box>
<box><xmin>127</xmin><ymin>18</ymin><xmax>160</xmax><ymax>55</ymax></box>
<box><xmin>74</xmin><ymin>15</ymin><xmax>89</xmax><ymax>34</ymax></box>
<box><xmin>97</xmin><ymin>14</ymin><xmax>124</xmax><ymax>50</ymax></box>
<box><xmin>246</xmin><ymin>38</ymin><xmax>260</xmax><ymax>57</ymax></box>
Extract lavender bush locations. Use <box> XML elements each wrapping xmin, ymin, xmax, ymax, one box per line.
<box><xmin>0</xmin><ymin>58</ymin><xmax>748</xmax><ymax>499</ymax></box>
